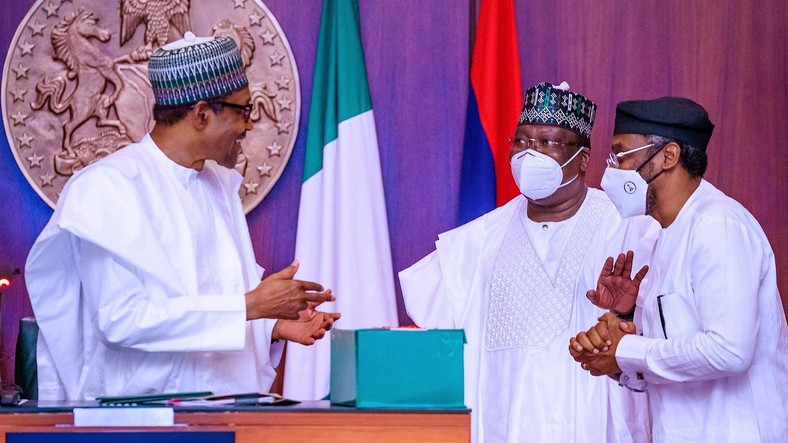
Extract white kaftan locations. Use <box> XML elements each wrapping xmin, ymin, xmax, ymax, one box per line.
<box><xmin>400</xmin><ymin>189</ymin><xmax>658</xmax><ymax>443</ymax></box>
<box><xmin>26</xmin><ymin>135</ymin><xmax>280</xmax><ymax>401</ymax></box>
<box><xmin>616</xmin><ymin>180</ymin><xmax>788</xmax><ymax>442</ymax></box>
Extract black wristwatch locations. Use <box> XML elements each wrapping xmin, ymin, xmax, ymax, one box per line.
<box><xmin>612</xmin><ymin>306</ymin><xmax>635</xmax><ymax>321</ymax></box>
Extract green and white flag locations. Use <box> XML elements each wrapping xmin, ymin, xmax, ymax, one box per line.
<box><xmin>283</xmin><ymin>0</ymin><xmax>399</xmax><ymax>400</ymax></box>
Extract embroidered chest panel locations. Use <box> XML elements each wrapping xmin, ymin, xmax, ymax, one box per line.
<box><xmin>485</xmin><ymin>198</ymin><xmax>607</xmax><ymax>350</ymax></box>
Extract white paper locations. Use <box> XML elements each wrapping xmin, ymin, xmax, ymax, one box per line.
<box><xmin>74</xmin><ymin>407</ymin><xmax>175</xmax><ymax>427</ymax></box>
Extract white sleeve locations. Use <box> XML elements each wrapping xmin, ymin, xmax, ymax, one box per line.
<box><xmin>399</xmin><ymin>250</ymin><xmax>456</xmax><ymax>328</ymax></box>
<box><xmin>267</xmin><ymin>321</ymin><xmax>285</xmax><ymax>367</ymax></box>
<box><xmin>78</xmin><ymin>238</ymin><xmax>247</xmax><ymax>352</ymax></box>
<box><xmin>616</xmin><ymin>216</ymin><xmax>763</xmax><ymax>384</ymax></box>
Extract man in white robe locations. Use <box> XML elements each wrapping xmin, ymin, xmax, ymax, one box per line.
<box><xmin>25</xmin><ymin>34</ymin><xmax>339</xmax><ymax>401</ymax></box>
<box><xmin>400</xmin><ymin>82</ymin><xmax>658</xmax><ymax>442</ymax></box>
<box><xmin>571</xmin><ymin>97</ymin><xmax>788</xmax><ymax>442</ymax></box>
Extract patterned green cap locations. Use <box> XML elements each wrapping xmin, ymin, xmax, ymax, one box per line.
<box><xmin>518</xmin><ymin>82</ymin><xmax>597</xmax><ymax>144</ymax></box>
<box><xmin>148</xmin><ymin>32</ymin><xmax>248</xmax><ymax>106</ymax></box>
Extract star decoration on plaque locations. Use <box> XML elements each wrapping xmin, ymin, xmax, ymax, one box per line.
<box><xmin>266</xmin><ymin>141</ymin><xmax>283</xmax><ymax>157</ymax></box>
<box><xmin>42</xmin><ymin>2</ymin><xmax>60</xmax><ymax>18</ymax></box>
<box><xmin>13</xmin><ymin>63</ymin><xmax>29</xmax><ymax>79</ymax></box>
<box><xmin>243</xmin><ymin>180</ymin><xmax>260</xmax><ymax>194</ymax></box>
<box><xmin>11</xmin><ymin>111</ymin><xmax>28</xmax><ymax>126</ymax></box>
<box><xmin>19</xmin><ymin>40</ymin><xmax>35</xmax><ymax>56</ymax></box>
<box><xmin>257</xmin><ymin>162</ymin><xmax>273</xmax><ymax>177</ymax></box>
<box><xmin>275</xmin><ymin>75</ymin><xmax>290</xmax><ymax>90</ymax></box>
<box><xmin>275</xmin><ymin>121</ymin><xmax>291</xmax><ymax>135</ymax></box>
<box><xmin>5</xmin><ymin>0</ymin><xmax>302</xmax><ymax>215</ymax></box>
<box><xmin>28</xmin><ymin>20</ymin><xmax>46</xmax><ymax>36</ymax></box>
<box><xmin>10</xmin><ymin>87</ymin><xmax>27</xmax><ymax>102</ymax></box>
<box><xmin>40</xmin><ymin>173</ymin><xmax>55</xmax><ymax>187</ymax></box>
<box><xmin>276</xmin><ymin>96</ymin><xmax>292</xmax><ymax>112</ymax></box>
<box><xmin>249</xmin><ymin>12</ymin><xmax>264</xmax><ymax>26</ymax></box>
<box><xmin>268</xmin><ymin>50</ymin><xmax>285</xmax><ymax>67</ymax></box>
<box><xmin>259</xmin><ymin>29</ymin><xmax>276</xmax><ymax>45</ymax></box>
<box><xmin>27</xmin><ymin>153</ymin><xmax>44</xmax><ymax>168</ymax></box>
<box><xmin>18</xmin><ymin>133</ymin><xmax>34</xmax><ymax>149</ymax></box>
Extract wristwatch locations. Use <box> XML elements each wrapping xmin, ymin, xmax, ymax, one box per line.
<box><xmin>612</xmin><ymin>306</ymin><xmax>635</xmax><ymax>321</ymax></box>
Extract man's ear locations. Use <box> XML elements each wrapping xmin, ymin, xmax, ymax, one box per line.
<box><xmin>661</xmin><ymin>142</ymin><xmax>681</xmax><ymax>170</ymax></box>
<box><xmin>579</xmin><ymin>147</ymin><xmax>591</xmax><ymax>173</ymax></box>
<box><xmin>191</xmin><ymin>101</ymin><xmax>210</xmax><ymax>129</ymax></box>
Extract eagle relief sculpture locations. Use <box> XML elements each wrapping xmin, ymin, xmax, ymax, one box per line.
<box><xmin>119</xmin><ymin>0</ymin><xmax>191</xmax><ymax>62</ymax></box>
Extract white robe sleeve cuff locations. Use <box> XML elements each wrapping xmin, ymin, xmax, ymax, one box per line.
<box><xmin>616</xmin><ymin>334</ymin><xmax>650</xmax><ymax>391</ymax></box>
<box><xmin>265</xmin><ymin>319</ymin><xmax>285</xmax><ymax>367</ymax></box>
<box><xmin>193</xmin><ymin>294</ymin><xmax>247</xmax><ymax>350</ymax></box>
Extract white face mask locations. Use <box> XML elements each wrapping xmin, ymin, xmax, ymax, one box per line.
<box><xmin>510</xmin><ymin>148</ymin><xmax>585</xmax><ymax>200</ymax></box>
<box><xmin>600</xmin><ymin>167</ymin><xmax>648</xmax><ymax>217</ymax></box>
<box><xmin>601</xmin><ymin>143</ymin><xmax>666</xmax><ymax>218</ymax></box>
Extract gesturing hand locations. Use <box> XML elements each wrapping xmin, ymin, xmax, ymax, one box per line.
<box><xmin>272</xmin><ymin>303</ymin><xmax>342</xmax><ymax>345</ymax></box>
<box><xmin>586</xmin><ymin>250</ymin><xmax>648</xmax><ymax>315</ymax></box>
<box><xmin>245</xmin><ymin>260</ymin><xmax>335</xmax><ymax>320</ymax></box>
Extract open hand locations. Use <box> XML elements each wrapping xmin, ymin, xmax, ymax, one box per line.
<box><xmin>586</xmin><ymin>250</ymin><xmax>648</xmax><ymax>315</ymax></box>
<box><xmin>272</xmin><ymin>303</ymin><xmax>341</xmax><ymax>345</ymax></box>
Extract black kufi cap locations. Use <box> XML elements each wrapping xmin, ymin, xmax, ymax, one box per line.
<box><xmin>614</xmin><ymin>97</ymin><xmax>714</xmax><ymax>150</ymax></box>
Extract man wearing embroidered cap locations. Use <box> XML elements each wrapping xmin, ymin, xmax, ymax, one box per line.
<box><xmin>25</xmin><ymin>33</ymin><xmax>340</xmax><ymax>401</ymax></box>
<box><xmin>400</xmin><ymin>82</ymin><xmax>657</xmax><ymax>442</ymax></box>
<box><xmin>570</xmin><ymin>97</ymin><xmax>788</xmax><ymax>441</ymax></box>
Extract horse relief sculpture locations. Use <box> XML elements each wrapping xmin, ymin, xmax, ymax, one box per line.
<box><xmin>32</xmin><ymin>9</ymin><xmax>130</xmax><ymax>176</ymax></box>
<box><xmin>2</xmin><ymin>0</ymin><xmax>300</xmax><ymax>214</ymax></box>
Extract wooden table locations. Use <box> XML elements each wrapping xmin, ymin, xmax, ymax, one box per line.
<box><xmin>0</xmin><ymin>400</ymin><xmax>470</xmax><ymax>442</ymax></box>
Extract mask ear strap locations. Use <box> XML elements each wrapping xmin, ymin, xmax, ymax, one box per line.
<box><xmin>560</xmin><ymin>146</ymin><xmax>587</xmax><ymax>168</ymax></box>
<box><xmin>557</xmin><ymin>172</ymin><xmax>580</xmax><ymax>189</ymax></box>
<box><xmin>635</xmin><ymin>143</ymin><xmax>666</xmax><ymax>173</ymax></box>
<box><xmin>645</xmin><ymin>169</ymin><xmax>665</xmax><ymax>185</ymax></box>
<box><xmin>636</xmin><ymin>143</ymin><xmax>667</xmax><ymax>183</ymax></box>
<box><xmin>556</xmin><ymin>146</ymin><xmax>587</xmax><ymax>188</ymax></box>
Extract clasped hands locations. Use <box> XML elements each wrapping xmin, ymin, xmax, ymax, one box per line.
<box><xmin>569</xmin><ymin>251</ymin><xmax>647</xmax><ymax>376</ymax></box>
<box><xmin>570</xmin><ymin>313</ymin><xmax>634</xmax><ymax>376</ymax></box>
<box><xmin>245</xmin><ymin>260</ymin><xmax>341</xmax><ymax>346</ymax></box>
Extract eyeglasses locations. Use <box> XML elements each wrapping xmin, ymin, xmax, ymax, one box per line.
<box><xmin>506</xmin><ymin>137</ymin><xmax>586</xmax><ymax>151</ymax></box>
<box><xmin>606</xmin><ymin>143</ymin><xmax>654</xmax><ymax>168</ymax></box>
<box><xmin>215</xmin><ymin>101</ymin><xmax>253</xmax><ymax>122</ymax></box>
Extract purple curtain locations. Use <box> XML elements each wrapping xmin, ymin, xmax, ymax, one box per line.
<box><xmin>0</xmin><ymin>0</ymin><xmax>785</xmax><ymax>384</ymax></box>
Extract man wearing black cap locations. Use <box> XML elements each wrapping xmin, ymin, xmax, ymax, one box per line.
<box><xmin>570</xmin><ymin>97</ymin><xmax>788</xmax><ymax>441</ymax></box>
<box><xmin>25</xmin><ymin>33</ymin><xmax>339</xmax><ymax>401</ymax></box>
<box><xmin>401</xmin><ymin>82</ymin><xmax>657</xmax><ymax>443</ymax></box>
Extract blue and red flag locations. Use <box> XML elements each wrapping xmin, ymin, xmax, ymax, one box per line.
<box><xmin>458</xmin><ymin>0</ymin><xmax>523</xmax><ymax>225</ymax></box>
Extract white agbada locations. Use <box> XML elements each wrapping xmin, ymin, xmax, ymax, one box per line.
<box><xmin>400</xmin><ymin>189</ymin><xmax>658</xmax><ymax>443</ymax></box>
<box><xmin>26</xmin><ymin>135</ymin><xmax>281</xmax><ymax>401</ymax></box>
<box><xmin>616</xmin><ymin>179</ymin><xmax>788</xmax><ymax>442</ymax></box>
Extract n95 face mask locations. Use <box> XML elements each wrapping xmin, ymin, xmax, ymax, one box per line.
<box><xmin>510</xmin><ymin>148</ymin><xmax>584</xmax><ymax>200</ymax></box>
<box><xmin>601</xmin><ymin>143</ymin><xmax>666</xmax><ymax>218</ymax></box>
<box><xmin>600</xmin><ymin>167</ymin><xmax>648</xmax><ymax>218</ymax></box>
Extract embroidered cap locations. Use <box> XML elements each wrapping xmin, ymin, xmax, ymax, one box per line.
<box><xmin>148</xmin><ymin>32</ymin><xmax>248</xmax><ymax>107</ymax></box>
<box><xmin>518</xmin><ymin>82</ymin><xmax>597</xmax><ymax>145</ymax></box>
<box><xmin>614</xmin><ymin>96</ymin><xmax>715</xmax><ymax>150</ymax></box>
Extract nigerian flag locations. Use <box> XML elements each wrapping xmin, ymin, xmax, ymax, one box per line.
<box><xmin>282</xmin><ymin>0</ymin><xmax>399</xmax><ymax>400</ymax></box>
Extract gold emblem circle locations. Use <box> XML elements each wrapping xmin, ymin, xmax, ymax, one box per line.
<box><xmin>2</xmin><ymin>0</ymin><xmax>300</xmax><ymax>214</ymax></box>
